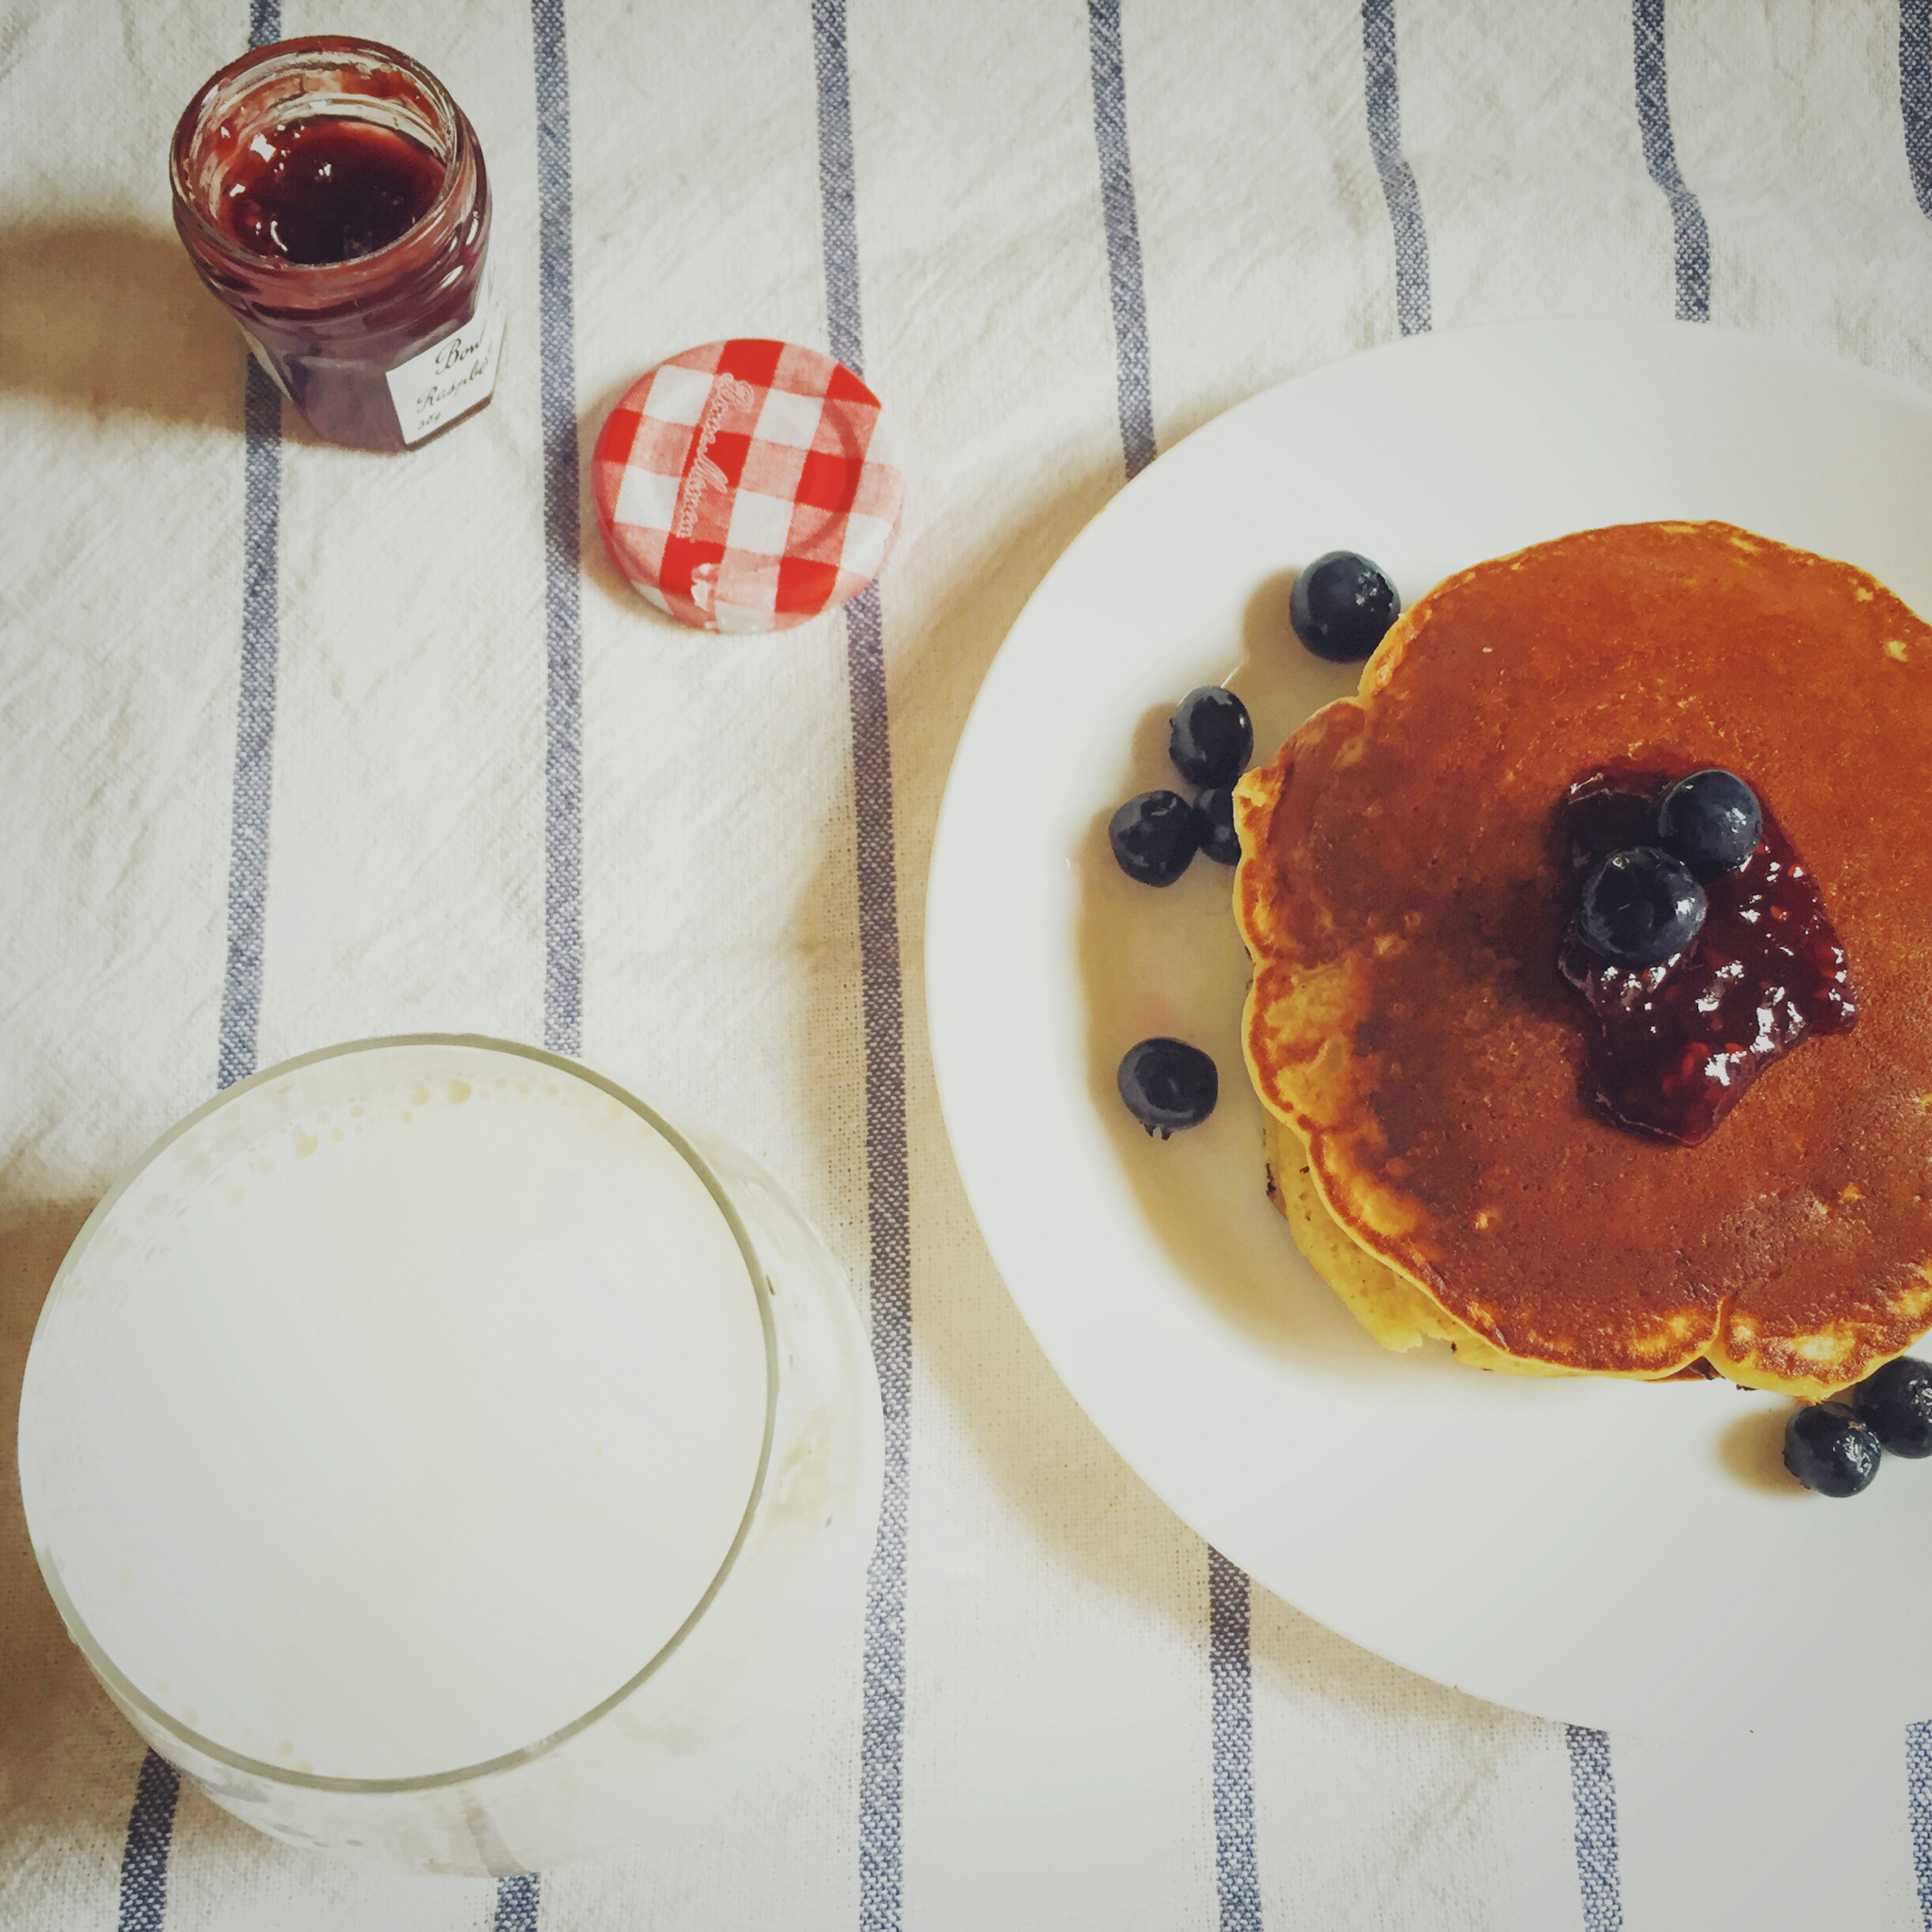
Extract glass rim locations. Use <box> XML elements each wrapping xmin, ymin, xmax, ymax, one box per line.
<box><xmin>26</xmin><ymin>1032</ymin><xmax>782</xmax><ymax>1795</ymax></box>
<box><xmin>168</xmin><ymin>34</ymin><xmax>474</xmax><ymax>287</ymax></box>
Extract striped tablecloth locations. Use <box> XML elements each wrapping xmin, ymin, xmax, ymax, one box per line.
<box><xmin>4</xmin><ymin>3</ymin><xmax>1932</xmax><ymax>1928</ymax></box>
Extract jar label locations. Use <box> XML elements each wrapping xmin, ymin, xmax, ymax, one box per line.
<box><xmin>386</xmin><ymin>282</ymin><xmax>505</xmax><ymax>446</ymax></box>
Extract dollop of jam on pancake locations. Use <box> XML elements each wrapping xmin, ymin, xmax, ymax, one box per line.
<box><xmin>1557</xmin><ymin>768</ymin><xmax>1857</xmax><ymax>1146</ymax></box>
<box><xmin>1233</xmin><ymin>521</ymin><xmax>1932</xmax><ymax>1398</ymax></box>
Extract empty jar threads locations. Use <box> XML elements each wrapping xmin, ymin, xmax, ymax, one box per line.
<box><xmin>171</xmin><ymin>37</ymin><xmax>502</xmax><ymax>451</ymax></box>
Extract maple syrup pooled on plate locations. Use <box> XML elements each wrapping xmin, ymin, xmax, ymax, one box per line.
<box><xmin>171</xmin><ymin>37</ymin><xmax>501</xmax><ymax>450</ymax></box>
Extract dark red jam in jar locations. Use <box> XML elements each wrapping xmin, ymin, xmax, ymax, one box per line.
<box><xmin>171</xmin><ymin>38</ymin><xmax>499</xmax><ymax>451</ymax></box>
<box><xmin>1557</xmin><ymin>767</ymin><xmax>1857</xmax><ymax>1146</ymax></box>
<box><xmin>219</xmin><ymin>118</ymin><xmax>448</xmax><ymax>265</ymax></box>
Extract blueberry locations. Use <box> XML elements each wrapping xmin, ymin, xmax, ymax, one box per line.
<box><xmin>1289</xmin><ymin>551</ymin><xmax>1402</xmax><ymax>663</ymax></box>
<box><xmin>1576</xmin><ymin>846</ymin><xmax>1707</xmax><ymax>968</ymax></box>
<box><xmin>1170</xmin><ymin>687</ymin><xmax>1253</xmax><ymax>789</ymax></box>
<box><xmin>1783</xmin><ymin>1403</ymin><xmax>1883</xmax><ymax>1496</ymax></box>
<box><xmin>1654</xmin><ymin>769</ymin><xmax>1761</xmax><ymax>879</ymax></box>
<box><xmin>1194</xmin><ymin>787</ymin><xmax>1241</xmax><ymax>866</ymax></box>
<box><xmin>1109</xmin><ymin>791</ymin><xmax>1199</xmax><ymax>886</ymax></box>
<box><xmin>1851</xmin><ymin>1356</ymin><xmax>1932</xmax><ymax>1457</ymax></box>
<box><xmin>1117</xmin><ymin>1038</ymin><xmax>1218</xmax><ymax>1136</ymax></box>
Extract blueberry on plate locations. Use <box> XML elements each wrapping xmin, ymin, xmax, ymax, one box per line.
<box><xmin>1169</xmin><ymin>686</ymin><xmax>1253</xmax><ymax>789</ymax></box>
<box><xmin>1118</xmin><ymin>1038</ymin><xmax>1218</xmax><ymax>1137</ymax></box>
<box><xmin>1576</xmin><ymin>846</ymin><xmax>1707</xmax><ymax>968</ymax></box>
<box><xmin>1654</xmin><ymin>769</ymin><xmax>1761</xmax><ymax>879</ymax></box>
<box><xmin>1108</xmin><ymin>791</ymin><xmax>1199</xmax><ymax>886</ymax></box>
<box><xmin>1783</xmin><ymin>1403</ymin><xmax>1883</xmax><ymax>1496</ymax></box>
<box><xmin>1194</xmin><ymin>786</ymin><xmax>1241</xmax><ymax>866</ymax></box>
<box><xmin>1289</xmin><ymin>551</ymin><xmax>1402</xmax><ymax>663</ymax></box>
<box><xmin>1851</xmin><ymin>1356</ymin><xmax>1932</xmax><ymax>1457</ymax></box>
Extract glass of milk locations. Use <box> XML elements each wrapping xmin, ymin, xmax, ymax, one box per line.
<box><xmin>16</xmin><ymin>1037</ymin><xmax>884</xmax><ymax>1874</ymax></box>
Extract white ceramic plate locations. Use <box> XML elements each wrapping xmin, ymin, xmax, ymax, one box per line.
<box><xmin>926</xmin><ymin>319</ymin><xmax>1932</xmax><ymax>1739</ymax></box>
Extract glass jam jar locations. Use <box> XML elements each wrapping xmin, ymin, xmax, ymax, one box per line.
<box><xmin>171</xmin><ymin>38</ymin><xmax>501</xmax><ymax>451</ymax></box>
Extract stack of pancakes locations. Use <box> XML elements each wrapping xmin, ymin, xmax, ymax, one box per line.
<box><xmin>1232</xmin><ymin>521</ymin><xmax>1932</xmax><ymax>1400</ymax></box>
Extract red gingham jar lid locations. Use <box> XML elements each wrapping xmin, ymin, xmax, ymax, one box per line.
<box><xmin>591</xmin><ymin>339</ymin><xmax>903</xmax><ymax>633</ymax></box>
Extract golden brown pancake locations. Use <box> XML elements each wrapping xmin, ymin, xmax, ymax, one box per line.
<box><xmin>1233</xmin><ymin>521</ymin><xmax>1932</xmax><ymax>1400</ymax></box>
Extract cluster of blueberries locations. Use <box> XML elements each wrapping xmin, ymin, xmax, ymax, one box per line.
<box><xmin>1785</xmin><ymin>1357</ymin><xmax>1932</xmax><ymax>1496</ymax></box>
<box><xmin>1108</xmin><ymin>686</ymin><xmax>1254</xmax><ymax>888</ymax></box>
<box><xmin>1110</xmin><ymin>551</ymin><xmax>1401</xmax><ymax>1138</ymax></box>
<box><xmin>1575</xmin><ymin>769</ymin><xmax>1761</xmax><ymax>967</ymax></box>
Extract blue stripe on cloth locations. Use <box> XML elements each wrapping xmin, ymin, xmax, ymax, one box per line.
<box><xmin>1631</xmin><ymin>0</ymin><xmax>1710</xmax><ymax>322</ymax></box>
<box><xmin>214</xmin><ymin>358</ymin><xmax>282</xmax><ymax>1092</ymax></box>
<box><xmin>809</xmin><ymin>9</ymin><xmax>914</xmax><ymax>1930</ymax></box>
<box><xmin>1907</xmin><ymin>1720</ymin><xmax>1932</xmax><ymax>1927</ymax></box>
<box><xmin>505</xmin><ymin>0</ymin><xmax>584</xmax><ymax>1903</ymax></box>
<box><xmin>1565</xmin><ymin>1725</ymin><xmax>1624</xmax><ymax>1932</ymax></box>
<box><xmin>1361</xmin><ymin>0</ymin><xmax>1431</xmax><ymax>336</ymax></box>
<box><xmin>812</xmin><ymin>0</ymin><xmax>863</xmax><ymax>375</ymax></box>
<box><xmin>119</xmin><ymin>8</ymin><xmax>288</xmax><ymax>1916</ymax></box>
<box><xmin>117</xmin><ymin>1750</ymin><xmax>182</xmax><ymax>1932</ymax></box>
<box><xmin>1905</xmin><ymin>0</ymin><xmax>1932</xmax><ymax>218</ymax></box>
<box><xmin>1083</xmin><ymin>11</ymin><xmax>1265</xmax><ymax>1918</ymax></box>
<box><xmin>1086</xmin><ymin>0</ymin><xmax>1156</xmax><ymax>480</ymax></box>
<box><xmin>493</xmin><ymin>1873</ymin><xmax>541</xmax><ymax>1931</ymax></box>
<box><xmin>841</xmin><ymin>578</ymin><xmax>912</xmax><ymax>1932</ymax></box>
<box><xmin>533</xmin><ymin>0</ymin><xmax>584</xmax><ymax>1063</ymax></box>
<box><xmin>1207</xmin><ymin>1550</ymin><xmax>1261</xmax><ymax>1932</ymax></box>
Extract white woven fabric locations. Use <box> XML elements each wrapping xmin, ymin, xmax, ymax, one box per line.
<box><xmin>3</xmin><ymin>3</ymin><xmax>1931</xmax><ymax>1928</ymax></box>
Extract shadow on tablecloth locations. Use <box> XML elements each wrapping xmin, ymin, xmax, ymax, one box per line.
<box><xmin>0</xmin><ymin>221</ymin><xmax>238</xmax><ymax>429</ymax></box>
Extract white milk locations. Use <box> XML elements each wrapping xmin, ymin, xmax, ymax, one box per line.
<box><xmin>20</xmin><ymin>1043</ymin><xmax>773</xmax><ymax>1782</ymax></box>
